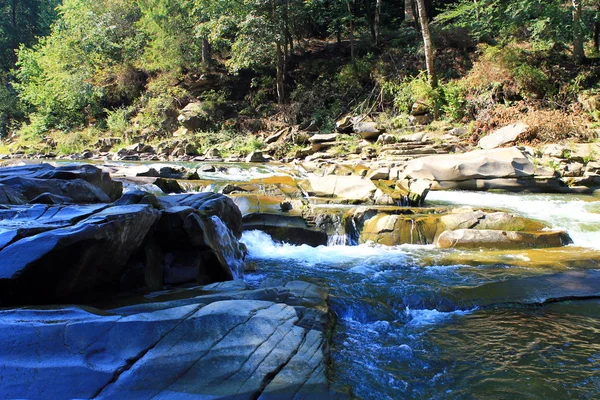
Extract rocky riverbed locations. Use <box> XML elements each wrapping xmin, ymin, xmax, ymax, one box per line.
<box><xmin>1</xmin><ymin>153</ymin><xmax>599</xmax><ymax>399</ymax></box>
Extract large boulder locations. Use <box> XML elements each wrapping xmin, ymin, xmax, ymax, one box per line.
<box><xmin>403</xmin><ymin>147</ymin><xmax>535</xmax><ymax>186</ymax></box>
<box><xmin>160</xmin><ymin>192</ymin><xmax>243</xmax><ymax>238</ymax></box>
<box><xmin>177</xmin><ymin>102</ymin><xmax>210</xmax><ymax>131</ymax></box>
<box><xmin>435</xmin><ymin>229</ymin><xmax>572</xmax><ymax>249</ymax></box>
<box><xmin>354</xmin><ymin>121</ymin><xmax>384</xmax><ymax>141</ymax></box>
<box><xmin>439</xmin><ymin>209</ymin><xmax>546</xmax><ymax>232</ymax></box>
<box><xmin>0</xmin><ymin>205</ymin><xmax>160</xmax><ymax>305</ymax></box>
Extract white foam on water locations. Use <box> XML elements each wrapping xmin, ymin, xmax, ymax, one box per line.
<box><xmin>405</xmin><ymin>307</ymin><xmax>473</xmax><ymax>327</ymax></box>
<box><xmin>242</xmin><ymin>230</ymin><xmax>410</xmax><ymax>266</ymax></box>
<box><xmin>427</xmin><ymin>191</ymin><xmax>600</xmax><ymax>249</ymax></box>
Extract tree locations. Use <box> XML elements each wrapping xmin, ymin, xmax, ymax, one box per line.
<box><xmin>415</xmin><ymin>0</ymin><xmax>437</xmax><ymax>88</ymax></box>
<box><xmin>572</xmin><ymin>0</ymin><xmax>585</xmax><ymax>63</ymax></box>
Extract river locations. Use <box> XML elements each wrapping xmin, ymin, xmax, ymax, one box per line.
<box><xmin>241</xmin><ymin>190</ymin><xmax>600</xmax><ymax>399</ymax></box>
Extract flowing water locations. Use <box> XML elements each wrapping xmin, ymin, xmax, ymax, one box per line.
<box><xmin>241</xmin><ymin>191</ymin><xmax>600</xmax><ymax>399</ymax></box>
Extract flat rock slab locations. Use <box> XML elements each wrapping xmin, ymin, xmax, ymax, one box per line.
<box><xmin>0</xmin><ymin>281</ymin><xmax>336</xmax><ymax>400</ymax></box>
<box><xmin>479</xmin><ymin>122</ymin><xmax>529</xmax><ymax>149</ymax></box>
<box><xmin>403</xmin><ymin>147</ymin><xmax>534</xmax><ymax>182</ymax></box>
<box><xmin>299</xmin><ymin>176</ymin><xmax>377</xmax><ymax>203</ymax></box>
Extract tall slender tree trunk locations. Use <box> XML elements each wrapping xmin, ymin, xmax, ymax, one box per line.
<box><xmin>276</xmin><ymin>41</ymin><xmax>285</xmax><ymax>105</ymax></box>
<box><xmin>374</xmin><ymin>0</ymin><xmax>382</xmax><ymax>46</ymax></box>
<box><xmin>594</xmin><ymin>3</ymin><xmax>600</xmax><ymax>52</ymax></box>
<box><xmin>201</xmin><ymin>37</ymin><xmax>211</xmax><ymax>64</ymax></box>
<box><xmin>347</xmin><ymin>0</ymin><xmax>356</xmax><ymax>66</ymax></box>
<box><xmin>572</xmin><ymin>0</ymin><xmax>585</xmax><ymax>64</ymax></box>
<box><xmin>415</xmin><ymin>0</ymin><xmax>437</xmax><ymax>88</ymax></box>
<box><xmin>11</xmin><ymin>0</ymin><xmax>17</xmax><ymax>29</ymax></box>
<box><xmin>410</xmin><ymin>0</ymin><xmax>419</xmax><ymax>31</ymax></box>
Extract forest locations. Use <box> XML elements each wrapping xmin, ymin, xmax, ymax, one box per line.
<box><xmin>1</xmin><ymin>0</ymin><xmax>600</xmax><ymax>156</ymax></box>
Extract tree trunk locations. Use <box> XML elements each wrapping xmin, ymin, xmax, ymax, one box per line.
<box><xmin>11</xmin><ymin>0</ymin><xmax>17</xmax><ymax>29</ymax></box>
<box><xmin>410</xmin><ymin>0</ymin><xmax>419</xmax><ymax>31</ymax></box>
<box><xmin>572</xmin><ymin>0</ymin><xmax>585</xmax><ymax>64</ymax></box>
<box><xmin>347</xmin><ymin>0</ymin><xmax>356</xmax><ymax>66</ymax></box>
<box><xmin>594</xmin><ymin>3</ymin><xmax>600</xmax><ymax>52</ymax></box>
<box><xmin>201</xmin><ymin>37</ymin><xmax>211</xmax><ymax>64</ymax></box>
<box><xmin>276</xmin><ymin>41</ymin><xmax>285</xmax><ymax>105</ymax></box>
<box><xmin>374</xmin><ymin>0</ymin><xmax>382</xmax><ymax>46</ymax></box>
<box><xmin>415</xmin><ymin>0</ymin><xmax>437</xmax><ymax>88</ymax></box>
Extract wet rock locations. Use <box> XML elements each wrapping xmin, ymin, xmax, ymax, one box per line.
<box><xmin>0</xmin><ymin>176</ymin><xmax>111</xmax><ymax>203</ymax></box>
<box><xmin>359</xmin><ymin>213</ymin><xmax>438</xmax><ymax>245</ymax></box>
<box><xmin>153</xmin><ymin>177</ymin><xmax>184</xmax><ymax>194</ymax></box>
<box><xmin>440</xmin><ymin>209</ymin><xmax>546</xmax><ymax>232</ymax></box>
<box><xmin>243</xmin><ymin>213</ymin><xmax>328</xmax><ymax>247</ymax></box>
<box><xmin>136</xmin><ymin>167</ymin><xmax>160</xmax><ymax>177</ymax></box>
<box><xmin>159</xmin><ymin>192</ymin><xmax>243</xmax><ymax>238</ymax></box>
<box><xmin>29</xmin><ymin>192</ymin><xmax>74</xmax><ymax>205</ymax></box>
<box><xmin>0</xmin><ymin>163</ymin><xmax>123</xmax><ymax>201</ymax></box>
<box><xmin>407</xmin><ymin>179</ymin><xmax>432</xmax><ymax>206</ymax></box>
<box><xmin>435</xmin><ymin>229</ymin><xmax>573</xmax><ymax>249</ymax></box>
<box><xmin>114</xmin><ymin>190</ymin><xmax>163</xmax><ymax>209</ymax></box>
<box><xmin>479</xmin><ymin>122</ymin><xmax>529</xmax><ymax>150</ymax></box>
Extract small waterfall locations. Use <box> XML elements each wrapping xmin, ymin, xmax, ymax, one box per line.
<box><xmin>327</xmin><ymin>234</ymin><xmax>354</xmax><ymax>246</ymax></box>
<box><xmin>409</xmin><ymin>219</ymin><xmax>415</xmax><ymax>245</ymax></box>
<box><xmin>208</xmin><ymin>216</ymin><xmax>245</xmax><ymax>279</ymax></box>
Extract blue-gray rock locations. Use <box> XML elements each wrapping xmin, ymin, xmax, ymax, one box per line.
<box><xmin>0</xmin><ymin>205</ymin><xmax>160</xmax><ymax>305</ymax></box>
<box><xmin>0</xmin><ymin>280</ymin><xmax>338</xmax><ymax>400</ymax></box>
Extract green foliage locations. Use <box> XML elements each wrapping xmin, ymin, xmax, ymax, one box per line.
<box><xmin>14</xmin><ymin>0</ymin><xmax>144</xmax><ymax>134</ymax></box>
<box><xmin>435</xmin><ymin>0</ymin><xmax>572</xmax><ymax>46</ymax></box>
<box><xmin>51</xmin><ymin>128</ymin><xmax>100</xmax><ymax>155</ymax></box>
<box><xmin>0</xmin><ymin>74</ymin><xmax>20</xmax><ymax>137</ymax></box>
<box><xmin>105</xmin><ymin>107</ymin><xmax>131</xmax><ymax>137</ymax></box>
<box><xmin>440</xmin><ymin>80</ymin><xmax>466</xmax><ymax>121</ymax></box>
<box><xmin>137</xmin><ymin>0</ymin><xmax>200</xmax><ymax>72</ymax></box>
